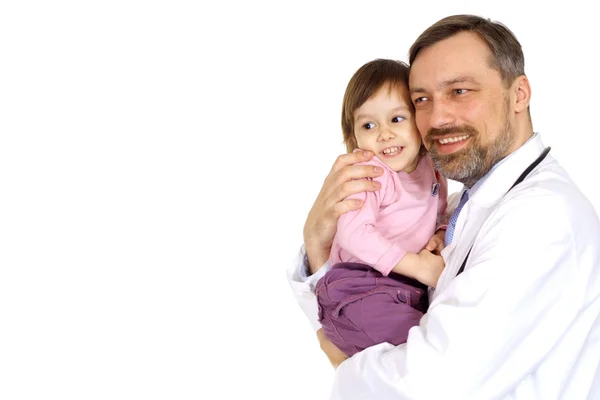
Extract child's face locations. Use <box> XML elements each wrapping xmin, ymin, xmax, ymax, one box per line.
<box><xmin>353</xmin><ymin>83</ymin><xmax>421</xmax><ymax>173</ymax></box>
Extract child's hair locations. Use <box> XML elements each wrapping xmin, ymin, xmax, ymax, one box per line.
<box><xmin>341</xmin><ymin>59</ymin><xmax>411</xmax><ymax>153</ymax></box>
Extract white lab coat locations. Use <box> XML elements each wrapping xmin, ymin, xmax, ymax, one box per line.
<box><xmin>287</xmin><ymin>134</ymin><xmax>600</xmax><ymax>399</ymax></box>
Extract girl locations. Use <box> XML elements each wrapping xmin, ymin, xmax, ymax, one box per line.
<box><xmin>316</xmin><ymin>59</ymin><xmax>448</xmax><ymax>356</ymax></box>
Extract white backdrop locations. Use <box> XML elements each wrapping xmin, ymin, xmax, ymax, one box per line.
<box><xmin>1</xmin><ymin>1</ymin><xmax>599</xmax><ymax>399</ymax></box>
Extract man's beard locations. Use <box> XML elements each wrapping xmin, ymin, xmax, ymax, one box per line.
<box><xmin>426</xmin><ymin>102</ymin><xmax>515</xmax><ymax>188</ymax></box>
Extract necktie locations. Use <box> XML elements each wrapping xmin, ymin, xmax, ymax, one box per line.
<box><xmin>445</xmin><ymin>190</ymin><xmax>469</xmax><ymax>246</ymax></box>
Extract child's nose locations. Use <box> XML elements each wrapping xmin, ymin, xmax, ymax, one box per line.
<box><xmin>379</xmin><ymin>127</ymin><xmax>395</xmax><ymax>141</ymax></box>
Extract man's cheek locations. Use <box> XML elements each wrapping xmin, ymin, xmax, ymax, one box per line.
<box><xmin>415</xmin><ymin>115</ymin><xmax>428</xmax><ymax>138</ymax></box>
<box><xmin>417</xmin><ymin>125</ymin><xmax>432</xmax><ymax>150</ymax></box>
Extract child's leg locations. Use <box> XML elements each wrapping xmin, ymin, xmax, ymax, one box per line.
<box><xmin>316</xmin><ymin>262</ymin><xmax>427</xmax><ymax>357</ymax></box>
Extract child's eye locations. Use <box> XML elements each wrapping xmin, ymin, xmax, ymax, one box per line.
<box><xmin>363</xmin><ymin>122</ymin><xmax>376</xmax><ymax>130</ymax></box>
<box><xmin>392</xmin><ymin>116</ymin><xmax>405</xmax><ymax>123</ymax></box>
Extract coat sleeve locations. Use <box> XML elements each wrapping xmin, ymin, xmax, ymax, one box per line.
<box><xmin>286</xmin><ymin>246</ymin><xmax>331</xmax><ymax>332</ymax></box>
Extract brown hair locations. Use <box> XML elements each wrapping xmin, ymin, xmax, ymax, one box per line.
<box><xmin>341</xmin><ymin>59</ymin><xmax>410</xmax><ymax>153</ymax></box>
<box><xmin>409</xmin><ymin>14</ymin><xmax>525</xmax><ymax>88</ymax></box>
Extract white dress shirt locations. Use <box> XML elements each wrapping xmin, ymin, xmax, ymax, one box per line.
<box><xmin>287</xmin><ymin>134</ymin><xmax>600</xmax><ymax>399</ymax></box>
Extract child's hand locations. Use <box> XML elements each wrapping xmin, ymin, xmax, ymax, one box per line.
<box><xmin>415</xmin><ymin>249</ymin><xmax>445</xmax><ymax>288</ymax></box>
<box><xmin>425</xmin><ymin>229</ymin><xmax>446</xmax><ymax>255</ymax></box>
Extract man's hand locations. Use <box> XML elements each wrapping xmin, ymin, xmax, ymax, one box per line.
<box><xmin>317</xmin><ymin>329</ymin><xmax>349</xmax><ymax>369</ymax></box>
<box><xmin>425</xmin><ymin>229</ymin><xmax>446</xmax><ymax>255</ymax></box>
<box><xmin>303</xmin><ymin>151</ymin><xmax>383</xmax><ymax>274</ymax></box>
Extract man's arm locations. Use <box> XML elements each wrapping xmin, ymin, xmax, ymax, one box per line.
<box><xmin>329</xmin><ymin>192</ymin><xmax>580</xmax><ymax>399</ymax></box>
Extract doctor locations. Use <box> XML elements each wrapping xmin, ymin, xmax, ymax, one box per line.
<box><xmin>288</xmin><ymin>14</ymin><xmax>600</xmax><ymax>399</ymax></box>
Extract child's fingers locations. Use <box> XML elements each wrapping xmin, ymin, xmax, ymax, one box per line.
<box><xmin>425</xmin><ymin>239</ymin><xmax>437</xmax><ymax>251</ymax></box>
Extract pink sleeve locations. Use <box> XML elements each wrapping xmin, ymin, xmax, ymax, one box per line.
<box><xmin>336</xmin><ymin>164</ymin><xmax>406</xmax><ymax>276</ymax></box>
<box><xmin>435</xmin><ymin>169</ymin><xmax>449</xmax><ymax>231</ymax></box>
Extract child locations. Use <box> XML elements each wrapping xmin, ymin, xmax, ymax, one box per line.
<box><xmin>315</xmin><ymin>59</ymin><xmax>448</xmax><ymax>357</ymax></box>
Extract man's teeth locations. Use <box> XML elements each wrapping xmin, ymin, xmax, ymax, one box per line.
<box><xmin>438</xmin><ymin>135</ymin><xmax>470</xmax><ymax>145</ymax></box>
<box><xmin>382</xmin><ymin>146</ymin><xmax>401</xmax><ymax>155</ymax></box>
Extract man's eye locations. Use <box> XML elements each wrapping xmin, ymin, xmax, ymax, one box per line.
<box><xmin>392</xmin><ymin>116</ymin><xmax>405</xmax><ymax>123</ymax></box>
<box><xmin>363</xmin><ymin>122</ymin><xmax>376</xmax><ymax>130</ymax></box>
<box><xmin>413</xmin><ymin>97</ymin><xmax>427</xmax><ymax>104</ymax></box>
<box><xmin>454</xmin><ymin>89</ymin><xmax>468</xmax><ymax>95</ymax></box>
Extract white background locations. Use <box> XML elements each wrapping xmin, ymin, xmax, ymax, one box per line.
<box><xmin>1</xmin><ymin>1</ymin><xmax>599</xmax><ymax>399</ymax></box>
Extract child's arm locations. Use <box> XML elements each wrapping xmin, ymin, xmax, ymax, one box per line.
<box><xmin>339</xmin><ymin>189</ymin><xmax>445</xmax><ymax>287</ymax></box>
<box><xmin>391</xmin><ymin>250</ymin><xmax>445</xmax><ymax>287</ymax></box>
<box><xmin>336</xmin><ymin>159</ymin><xmax>445</xmax><ymax>287</ymax></box>
<box><xmin>335</xmin><ymin>163</ymin><xmax>406</xmax><ymax>277</ymax></box>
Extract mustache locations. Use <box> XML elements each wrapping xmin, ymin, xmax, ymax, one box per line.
<box><xmin>426</xmin><ymin>125</ymin><xmax>478</xmax><ymax>140</ymax></box>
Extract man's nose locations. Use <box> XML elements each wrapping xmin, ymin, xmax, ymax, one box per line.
<box><xmin>429</xmin><ymin>98</ymin><xmax>456</xmax><ymax>129</ymax></box>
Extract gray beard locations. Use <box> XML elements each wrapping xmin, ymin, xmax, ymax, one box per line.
<box><xmin>430</xmin><ymin>116</ymin><xmax>515</xmax><ymax>188</ymax></box>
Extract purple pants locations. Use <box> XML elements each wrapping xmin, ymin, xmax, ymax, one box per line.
<box><xmin>316</xmin><ymin>262</ymin><xmax>428</xmax><ymax>357</ymax></box>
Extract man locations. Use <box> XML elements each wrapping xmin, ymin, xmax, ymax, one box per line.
<box><xmin>287</xmin><ymin>14</ymin><xmax>600</xmax><ymax>399</ymax></box>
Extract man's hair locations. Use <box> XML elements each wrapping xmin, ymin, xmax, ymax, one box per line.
<box><xmin>341</xmin><ymin>59</ymin><xmax>411</xmax><ymax>153</ymax></box>
<box><xmin>409</xmin><ymin>14</ymin><xmax>525</xmax><ymax>88</ymax></box>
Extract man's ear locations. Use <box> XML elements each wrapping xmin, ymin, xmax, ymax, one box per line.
<box><xmin>513</xmin><ymin>75</ymin><xmax>531</xmax><ymax>114</ymax></box>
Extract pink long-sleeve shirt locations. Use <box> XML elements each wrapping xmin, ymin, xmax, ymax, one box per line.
<box><xmin>329</xmin><ymin>153</ymin><xmax>448</xmax><ymax>276</ymax></box>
